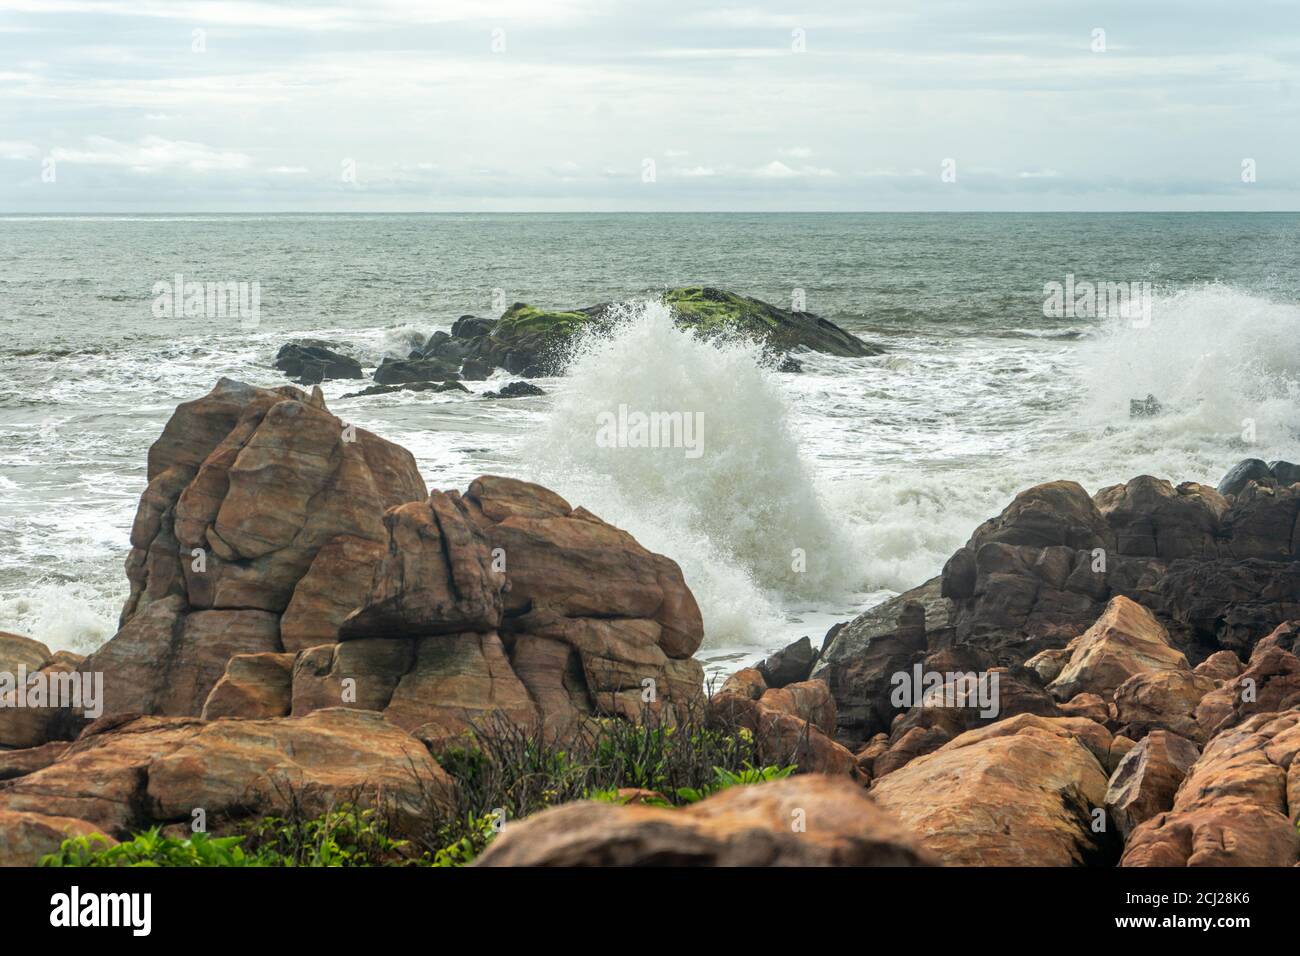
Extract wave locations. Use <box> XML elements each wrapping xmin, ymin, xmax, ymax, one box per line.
<box><xmin>525</xmin><ymin>299</ymin><xmax>865</xmax><ymax>651</ymax></box>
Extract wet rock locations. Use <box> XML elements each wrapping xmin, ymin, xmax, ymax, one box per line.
<box><xmin>481</xmin><ymin>381</ymin><xmax>546</xmax><ymax>399</ymax></box>
<box><xmin>273</xmin><ymin>342</ymin><xmax>363</xmax><ymax>382</ymax></box>
<box><xmin>373</xmin><ymin>357</ymin><xmax>461</xmax><ymax>385</ymax></box>
<box><xmin>1129</xmin><ymin>394</ymin><xmax>1162</xmax><ymax>417</ymax></box>
<box><xmin>1217</xmin><ymin>458</ymin><xmax>1274</xmax><ymax>497</ymax></box>
<box><xmin>757</xmin><ymin>635</ymin><xmax>818</xmax><ymax>688</ymax></box>
<box><xmin>341</xmin><ymin>381</ymin><xmax>468</xmax><ymax>398</ymax></box>
<box><xmin>475</xmin><ymin>775</ymin><xmax>932</xmax><ymax>867</ymax></box>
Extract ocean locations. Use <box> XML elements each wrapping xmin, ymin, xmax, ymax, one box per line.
<box><xmin>2</xmin><ymin>212</ymin><xmax>1299</xmax><ymax>679</ymax></box>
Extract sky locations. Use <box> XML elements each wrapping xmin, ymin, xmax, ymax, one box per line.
<box><xmin>1</xmin><ymin>0</ymin><xmax>1299</xmax><ymax>212</ymax></box>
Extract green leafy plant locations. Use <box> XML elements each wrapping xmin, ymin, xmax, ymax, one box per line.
<box><xmin>40</xmin><ymin>828</ymin><xmax>253</xmax><ymax>868</ymax></box>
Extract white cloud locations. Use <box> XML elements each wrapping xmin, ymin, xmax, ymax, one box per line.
<box><xmin>50</xmin><ymin>135</ymin><xmax>252</xmax><ymax>172</ymax></box>
<box><xmin>0</xmin><ymin>140</ymin><xmax>40</xmax><ymax>160</ymax></box>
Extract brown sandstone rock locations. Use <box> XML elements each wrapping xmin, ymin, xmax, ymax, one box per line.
<box><xmin>475</xmin><ymin>775</ymin><xmax>934</xmax><ymax>866</ymax></box>
<box><xmin>1060</xmin><ymin>692</ymin><xmax>1110</xmax><ymax>725</ymax></box>
<box><xmin>1047</xmin><ymin>596</ymin><xmax>1189</xmax><ymax>701</ymax></box>
<box><xmin>0</xmin><ymin>809</ymin><xmax>113</xmax><ymax>867</ymax></box>
<box><xmin>0</xmin><ymin>632</ymin><xmax>52</xmax><ymax>674</ymax></box>
<box><xmin>720</xmin><ymin>667</ymin><xmax>767</xmax><ymax>700</ymax></box>
<box><xmin>83</xmin><ymin>378</ymin><xmax>427</xmax><ymax>728</ymax></box>
<box><xmin>1195</xmin><ymin>650</ymin><xmax>1244</xmax><ymax>683</ymax></box>
<box><xmin>1114</xmin><ymin>669</ymin><xmax>1217</xmax><ymax>743</ymax></box>
<box><xmin>1105</xmin><ymin>730</ymin><xmax>1201</xmax><ymax>838</ymax></box>
<box><xmin>1122</xmin><ymin>709</ymin><xmax>1300</xmax><ymax>866</ymax></box>
<box><xmin>146</xmin><ymin>708</ymin><xmax>449</xmax><ymax>832</ymax></box>
<box><xmin>870</xmin><ymin>714</ymin><xmax>1115</xmax><ymax>866</ymax></box>
<box><xmin>1194</xmin><ymin>644</ymin><xmax>1300</xmax><ymax>738</ymax></box>
<box><xmin>200</xmin><ymin>652</ymin><xmax>295</xmax><ymax>720</ymax></box>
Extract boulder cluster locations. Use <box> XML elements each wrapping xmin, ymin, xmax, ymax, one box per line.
<box><xmin>273</xmin><ymin>286</ymin><xmax>882</xmax><ymax>393</ymax></box>
<box><xmin>0</xmin><ymin>378</ymin><xmax>718</xmax><ymax>861</ymax></box>
<box><xmin>2</xmin><ymin>376</ymin><xmax>1298</xmax><ymax>867</ymax></box>
<box><xmin>802</xmin><ymin>466</ymin><xmax>1300</xmax><ymax>866</ymax></box>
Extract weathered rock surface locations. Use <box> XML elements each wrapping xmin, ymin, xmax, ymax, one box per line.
<box><xmin>1122</xmin><ymin>708</ymin><xmax>1300</xmax><ymax>866</ymax></box>
<box><xmin>409</xmin><ymin>287</ymin><xmax>882</xmax><ymax>381</ymax></box>
<box><xmin>1105</xmin><ymin>730</ymin><xmax>1201</xmax><ymax>839</ymax></box>
<box><xmin>0</xmin><ymin>809</ymin><xmax>113</xmax><ymax>866</ymax></box>
<box><xmin>0</xmin><ymin>709</ymin><xmax>447</xmax><ymax>839</ymax></box>
<box><xmin>870</xmin><ymin>714</ymin><xmax>1116</xmax><ymax>866</ymax></box>
<box><xmin>1047</xmin><ymin>597</ymin><xmax>1189</xmax><ymax>702</ymax></box>
<box><xmin>80</xmin><ymin>378</ymin><xmax>427</xmax><ymax>729</ymax></box>
<box><xmin>475</xmin><ymin>775</ymin><xmax>932</xmax><ymax>866</ymax></box>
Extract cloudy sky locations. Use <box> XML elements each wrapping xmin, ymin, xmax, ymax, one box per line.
<box><xmin>2</xmin><ymin>0</ymin><xmax>1298</xmax><ymax>211</ymax></box>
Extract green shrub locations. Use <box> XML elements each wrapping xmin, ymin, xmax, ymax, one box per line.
<box><xmin>40</xmin><ymin>828</ymin><xmax>253</xmax><ymax>868</ymax></box>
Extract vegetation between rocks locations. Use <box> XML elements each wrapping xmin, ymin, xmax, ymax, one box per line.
<box><xmin>39</xmin><ymin>706</ymin><xmax>802</xmax><ymax>867</ymax></box>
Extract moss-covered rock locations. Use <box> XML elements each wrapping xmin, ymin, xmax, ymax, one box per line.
<box><xmin>448</xmin><ymin>288</ymin><xmax>880</xmax><ymax>378</ymax></box>
<box><xmin>663</xmin><ymin>287</ymin><xmax>880</xmax><ymax>358</ymax></box>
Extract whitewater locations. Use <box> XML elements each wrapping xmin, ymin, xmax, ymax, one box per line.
<box><xmin>2</xmin><ymin>214</ymin><xmax>1299</xmax><ymax>680</ymax></box>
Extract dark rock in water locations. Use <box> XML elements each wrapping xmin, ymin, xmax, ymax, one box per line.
<box><xmin>341</xmin><ymin>381</ymin><xmax>469</xmax><ymax>399</ymax></box>
<box><xmin>777</xmin><ymin>355</ymin><xmax>803</xmax><ymax>374</ymax></box>
<box><xmin>373</xmin><ymin>357</ymin><xmax>460</xmax><ymax>385</ymax></box>
<box><xmin>1268</xmin><ymin>460</ymin><xmax>1300</xmax><ymax>487</ymax></box>
<box><xmin>451</xmin><ymin>315</ymin><xmax>497</xmax><ymax>339</ymax></box>
<box><xmin>460</xmin><ymin>358</ymin><xmax>492</xmax><ymax>381</ymax></box>
<box><xmin>1129</xmin><ymin>394</ymin><xmax>1162</xmax><ymax>417</ymax></box>
<box><xmin>421</xmin><ymin>331</ymin><xmax>470</xmax><ymax>363</ymax></box>
<box><xmin>1217</xmin><ymin>458</ymin><xmax>1273</xmax><ymax>496</ymax></box>
<box><xmin>664</xmin><ymin>287</ymin><xmax>881</xmax><ymax>358</ymax></box>
<box><xmin>482</xmin><ymin>381</ymin><xmax>546</xmax><ymax>399</ymax></box>
<box><xmin>756</xmin><ymin>635</ymin><xmax>818</xmax><ymax>688</ymax></box>
<box><xmin>444</xmin><ymin>288</ymin><xmax>882</xmax><ymax>380</ymax></box>
<box><xmin>273</xmin><ymin>342</ymin><xmax>363</xmax><ymax>382</ymax></box>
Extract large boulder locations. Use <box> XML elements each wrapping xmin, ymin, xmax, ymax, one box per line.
<box><xmin>475</xmin><ymin>775</ymin><xmax>932</xmax><ymax>866</ymax></box>
<box><xmin>1047</xmin><ymin>596</ymin><xmax>1189</xmax><ymax>701</ymax></box>
<box><xmin>77</xmin><ymin>378</ymin><xmax>427</xmax><ymax>727</ymax></box>
<box><xmin>870</xmin><ymin>714</ymin><xmax>1116</xmax><ymax>866</ymax></box>
<box><xmin>450</xmin><ymin>288</ymin><xmax>882</xmax><ymax>378</ymax></box>
<box><xmin>1104</xmin><ymin>730</ymin><xmax>1201</xmax><ymax>839</ymax></box>
<box><xmin>0</xmin><ymin>709</ymin><xmax>447</xmax><ymax>841</ymax></box>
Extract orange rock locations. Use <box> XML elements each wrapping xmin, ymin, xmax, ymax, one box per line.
<box><xmin>475</xmin><ymin>775</ymin><xmax>934</xmax><ymax>866</ymax></box>
<box><xmin>0</xmin><ymin>809</ymin><xmax>113</xmax><ymax>867</ymax></box>
<box><xmin>1105</xmin><ymin>730</ymin><xmax>1200</xmax><ymax>838</ymax></box>
<box><xmin>1122</xmin><ymin>709</ymin><xmax>1300</xmax><ymax>866</ymax></box>
<box><xmin>201</xmin><ymin>652</ymin><xmax>294</xmax><ymax>720</ymax></box>
<box><xmin>871</xmin><ymin>714</ymin><xmax>1114</xmax><ymax>866</ymax></box>
<box><xmin>1047</xmin><ymin>596</ymin><xmax>1189</xmax><ymax>701</ymax></box>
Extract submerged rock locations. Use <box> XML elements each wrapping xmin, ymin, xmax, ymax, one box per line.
<box><xmin>1129</xmin><ymin>394</ymin><xmax>1161</xmax><ymax>417</ymax></box>
<box><xmin>481</xmin><ymin>381</ymin><xmax>546</xmax><ymax>399</ymax></box>
<box><xmin>341</xmin><ymin>381</ymin><xmax>468</xmax><ymax>398</ymax></box>
<box><xmin>373</xmin><ymin>357</ymin><xmax>460</xmax><ymax>385</ymax></box>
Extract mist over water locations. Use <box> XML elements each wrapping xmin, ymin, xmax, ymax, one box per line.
<box><xmin>2</xmin><ymin>213</ymin><xmax>1299</xmax><ymax>671</ymax></box>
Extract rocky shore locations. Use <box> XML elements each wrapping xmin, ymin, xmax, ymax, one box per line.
<box><xmin>1</xmin><ymin>376</ymin><xmax>1298</xmax><ymax>867</ymax></box>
